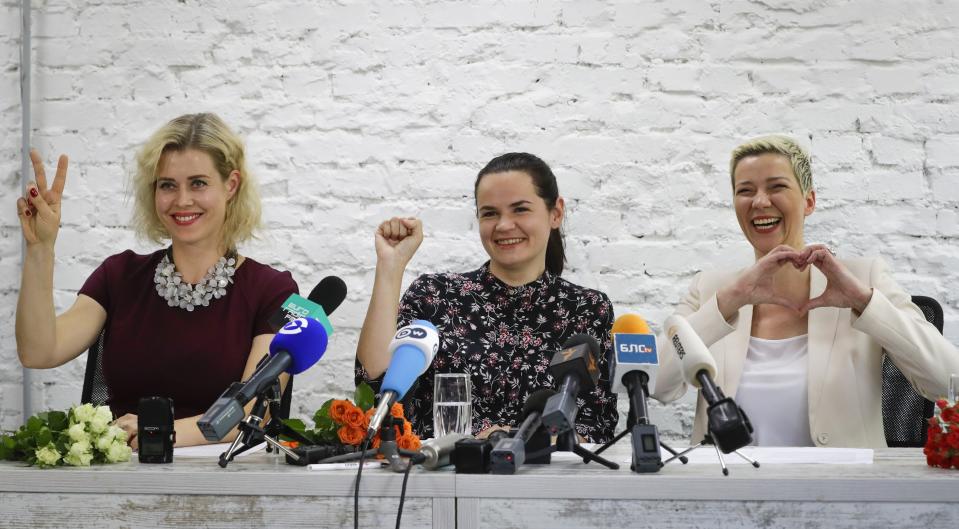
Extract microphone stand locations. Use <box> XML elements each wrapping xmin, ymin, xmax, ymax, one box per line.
<box><xmin>218</xmin><ymin>379</ymin><xmax>301</xmax><ymax>468</ymax></box>
<box><xmin>554</xmin><ymin>429</ymin><xmax>620</xmax><ymax>470</ymax></box>
<box><xmin>662</xmin><ymin>432</ymin><xmax>760</xmax><ymax>476</ymax></box>
<box><xmin>592</xmin><ymin>371</ymin><xmax>688</xmax><ymax>471</ymax></box>
<box><xmin>319</xmin><ymin>416</ymin><xmax>425</xmax><ymax>472</ymax></box>
<box><xmin>662</xmin><ymin>371</ymin><xmax>760</xmax><ymax>476</ymax></box>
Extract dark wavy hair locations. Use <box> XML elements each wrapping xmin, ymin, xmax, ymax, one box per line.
<box><xmin>474</xmin><ymin>152</ymin><xmax>566</xmax><ymax>276</ymax></box>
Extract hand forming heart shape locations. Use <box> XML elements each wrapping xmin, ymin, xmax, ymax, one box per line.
<box><xmin>723</xmin><ymin>244</ymin><xmax>873</xmax><ymax>317</ymax></box>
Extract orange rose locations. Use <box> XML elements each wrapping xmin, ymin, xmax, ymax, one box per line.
<box><xmin>402</xmin><ymin>420</ymin><xmax>412</xmax><ymax>436</ymax></box>
<box><xmin>397</xmin><ymin>434</ymin><xmax>421</xmax><ymax>451</ymax></box>
<box><xmin>390</xmin><ymin>403</ymin><xmax>404</xmax><ymax>419</ymax></box>
<box><xmin>330</xmin><ymin>399</ymin><xmax>350</xmax><ymax>422</ymax></box>
<box><xmin>344</xmin><ymin>406</ymin><xmax>366</xmax><ymax>428</ymax></box>
<box><xmin>281</xmin><ymin>440</ymin><xmax>300</xmax><ymax>449</ymax></box>
<box><xmin>338</xmin><ymin>425</ymin><xmax>365</xmax><ymax>446</ymax></box>
<box><xmin>352</xmin><ymin>427</ymin><xmax>368</xmax><ymax>445</ymax></box>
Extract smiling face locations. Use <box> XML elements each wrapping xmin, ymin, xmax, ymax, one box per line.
<box><xmin>154</xmin><ymin>148</ymin><xmax>239</xmax><ymax>250</ymax></box>
<box><xmin>733</xmin><ymin>152</ymin><xmax>816</xmax><ymax>258</ymax></box>
<box><xmin>476</xmin><ymin>170</ymin><xmax>564</xmax><ymax>282</ymax></box>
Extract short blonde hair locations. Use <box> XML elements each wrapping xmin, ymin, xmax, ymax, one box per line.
<box><xmin>132</xmin><ymin>113</ymin><xmax>261</xmax><ymax>250</ymax></box>
<box><xmin>730</xmin><ymin>135</ymin><xmax>813</xmax><ymax>195</ymax></box>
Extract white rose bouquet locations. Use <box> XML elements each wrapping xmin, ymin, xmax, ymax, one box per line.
<box><xmin>0</xmin><ymin>404</ymin><xmax>132</xmax><ymax>468</ymax></box>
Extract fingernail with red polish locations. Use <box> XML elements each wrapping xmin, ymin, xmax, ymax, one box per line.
<box><xmin>29</xmin><ymin>188</ymin><xmax>38</xmax><ymax>197</ymax></box>
<box><xmin>24</xmin><ymin>209</ymin><xmax>31</xmax><ymax>217</ymax></box>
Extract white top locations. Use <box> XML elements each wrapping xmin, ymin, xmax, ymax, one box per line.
<box><xmin>735</xmin><ymin>334</ymin><xmax>813</xmax><ymax>447</ymax></box>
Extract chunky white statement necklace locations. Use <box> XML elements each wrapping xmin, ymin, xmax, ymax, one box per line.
<box><xmin>153</xmin><ymin>247</ymin><xmax>237</xmax><ymax>311</ymax></box>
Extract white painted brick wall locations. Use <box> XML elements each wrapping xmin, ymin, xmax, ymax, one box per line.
<box><xmin>2</xmin><ymin>0</ymin><xmax>958</xmax><ymax>444</ymax></box>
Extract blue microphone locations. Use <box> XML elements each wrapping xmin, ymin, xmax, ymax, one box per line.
<box><xmin>367</xmin><ymin>320</ymin><xmax>439</xmax><ymax>439</ymax></box>
<box><xmin>198</xmin><ymin>317</ymin><xmax>329</xmax><ymax>441</ymax></box>
<box><xmin>268</xmin><ymin>317</ymin><xmax>330</xmax><ymax>374</ymax></box>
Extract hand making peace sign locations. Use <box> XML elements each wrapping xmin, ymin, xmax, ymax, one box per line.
<box><xmin>17</xmin><ymin>149</ymin><xmax>68</xmax><ymax>248</ymax></box>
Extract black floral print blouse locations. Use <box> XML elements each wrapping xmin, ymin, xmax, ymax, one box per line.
<box><xmin>356</xmin><ymin>262</ymin><xmax>619</xmax><ymax>442</ymax></box>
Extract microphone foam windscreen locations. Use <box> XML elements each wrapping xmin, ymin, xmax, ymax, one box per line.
<box><xmin>308</xmin><ymin>276</ymin><xmax>348</xmax><ymax>316</ymax></box>
<box><xmin>522</xmin><ymin>388</ymin><xmax>557</xmax><ymax>418</ymax></box>
<box><xmin>561</xmin><ymin>333</ymin><xmax>600</xmax><ymax>356</ymax></box>
<box><xmin>664</xmin><ymin>314</ymin><xmax>717</xmax><ymax>387</ymax></box>
<box><xmin>611</xmin><ymin>313</ymin><xmax>651</xmax><ymax>334</ymax></box>
<box><xmin>381</xmin><ymin>344</ymin><xmax>429</xmax><ymax>398</ymax></box>
<box><xmin>269</xmin><ymin>317</ymin><xmax>329</xmax><ymax>374</ymax></box>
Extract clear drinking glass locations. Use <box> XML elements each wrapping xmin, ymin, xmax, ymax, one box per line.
<box><xmin>433</xmin><ymin>373</ymin><xmax>472</xmax><ymax>438</ymax></box>
<box><xmin>949</xmin><ymin>373</ymin><xmax>959</xmax><ymax>403</ymax></box>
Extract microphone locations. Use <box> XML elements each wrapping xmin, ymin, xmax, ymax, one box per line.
<box><xmin>490</xmin><ymin>388</ymin><xmax>556</xmax><ymax>474</ymax></box>
<box><xmin>540</xmin><ymin>334</ymin><xmax>601</xmax><ymax>436</ymax></box>
<box><xmin>611</xmin><ymin>313</ymin><xmax>658</xmax><ymax>421</ymax></box>
<box><xmin>198</xmin><ymin>317</ymin><xmax>329</xmax><ymax>441</ymax></box>
<box><xmin>419</xmin><ymin>432</ymin><xmax>469</xmax><ymax>470</ymax></box>
<box><xmin>366</xmin><ymin>320</ymin><xmax>439</xmax><ymax>439</ymax></box>
<box><xmin>664</xmin><ymin>314</ymin><xmax>753</xmax><ymax>453</ymax></box>
<box><xmin>610</xmin><ymin>313</ymin><xmax>662</xmax><ymax>472</ymax></box>
<box><xmin>268</xmin><ymin>275</ymin><xmax>347</xmax><ymax>334</ymax></box>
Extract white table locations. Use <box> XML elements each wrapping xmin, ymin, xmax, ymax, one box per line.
<box><xmin>1</xmin><ymin>446</ymin><xmax>957</xmax><ymax>528</ymax></box>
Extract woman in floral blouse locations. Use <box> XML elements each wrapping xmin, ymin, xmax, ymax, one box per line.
<box><xmin>355</xmin><ymin>152</ymin><xmax>618</xmax><ymax>442</ymax></box>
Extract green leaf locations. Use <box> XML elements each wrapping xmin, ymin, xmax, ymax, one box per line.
<box><xmin>26</xmin><ymin>416</ymin><xmax>44</xmax><ymax>433</ymax></box>
<box><xmin>0</xmin><ymin>436</ymin><xmax>14</xmax><ymax>460</ymax></box>
<box><xmin>281</xmin><ymin>419</ymin><xmax>307</xmax><ymax>435</ymax></box>
<box><xmin>281</xmin><ymin>419</ymin><xmax>317</xmax><ymax>444</ymax></box>
<box><xmin>36</xmin><ymin>427</ymin><xmax>53</xmax><ymax>446</ymax></box>
<box><xmin>15</xmin><ymin>429</ymin><xmax>37</xmax><ymax>450</ymax></box>
<box><xmin>301</xmin><ymin>430</ymin><xmax>321</xmax><ymax>445</ymax></box>
<box><xmin>354</xmin><ymin>382</ymin><xmax>375</xmax><ymax>411</ymax></box>
<box><xmin>47</xmin><ymin>411</ymin><xmax>68</xmax><ymax>431</ymax></box>
<box><xmin>313</xmin><ymin>399</ymin><xmax>334</xmax><ymax>425</ymax></box>
<box><xmin>314</xmin><ymin>415</ymin><xmax>336</xmax><ymax>432</ymax></box>
<box><xmin>316</xmin><ymin>429</ymin><xmax>337</xmax><ymax>444</ymax></box>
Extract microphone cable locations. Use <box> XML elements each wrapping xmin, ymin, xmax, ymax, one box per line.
<box><xmin>395</xmin><ymin>457</ymin><xmax>415</xmax><ymax>529</ymax></box>
<box><xmin>351</xmin><ymin>431</ymin><xmax>417</xmax><ymax>529</ymax></box>
<box><xmin>353</xmin><ymin>436</ymin><xmax>371</xmax><ymax>529</ymax></box>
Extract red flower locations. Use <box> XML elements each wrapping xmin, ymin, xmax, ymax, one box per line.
<box><xmin>397</xmin><ymin>434</ymin><xmax>421</xmax><ymax>451</ymax></box>
<box><xmin>927</xmin><ymin>453</ymin><xmax>938</xmax><ymax>467</ymax></box>
<box><xmin>338</xmin><ymin>425</ymin><xmax>365</xmax><ymax>446</ymax></box>
<box><xmin>344</xmin><ymin>406</ymin><xmax>366</xmax><ymax>429</ymax></box>
<box><xmin>947</xmin><ymin>432</ymin><xmax>959</xmax><ymax>450</ymax></box>
<box><xmin>924</xmin><ymin>407</ymin><xmax>959</xmax><ymax>469</ymax></box>
<box><xmin>330</xmin><ymin>400</ymin><xmax>351</xmax><ymax>422</ymax></box>
<box><xmin>941</xmin><ymin>407</ymin><xmax>959</xmax><ymax>423</ymax></box>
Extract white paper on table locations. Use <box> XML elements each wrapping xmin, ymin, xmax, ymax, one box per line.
<box><xmin>173</xmin><ymin>441</ymin><xmax>267</xmax><ymax>458</ymax></box>
<box><xmin>622</xmin><ymin>446</ymin><xmax>874</xmax><ymax>465</ymax></box>
<box><xmin>309</xmin><ymin>461</ymin><xmax>387</xmax><ymax>471</ymax></box>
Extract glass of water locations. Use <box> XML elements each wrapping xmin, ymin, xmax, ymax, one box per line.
<box><xmin>949</xmin><ymin>373</ymin><xmax>959</xmax><ymax>403</ymax></box>
<box><xmin>433</xmin><ymin>373</ymin><xmax>472</xmax><ymax>438</ymax></box>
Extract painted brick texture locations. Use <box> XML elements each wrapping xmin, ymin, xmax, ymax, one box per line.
<box><xmin>1</xmin><ymin>0</ymin><xmax>957</xmax><ymax>443</ymax></box>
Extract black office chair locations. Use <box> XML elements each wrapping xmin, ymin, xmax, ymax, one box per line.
<box><xmin>81</xmin><ymin>331</ymin><xmax>294</xmax><ymax>420</ymax></box>
<box><xmin>80</xmin><ymin>331</ymin><xmax>110</xmax><ymax>406</ymax></box>
<box><xmin>881</xmin><ymin>295</ymin><xmax>944</xmax><ymax>448</ymax></box>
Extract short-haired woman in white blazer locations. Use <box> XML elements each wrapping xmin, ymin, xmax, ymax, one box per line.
<box><xmin>653</xmin><ymin>135</ymin><xmax>959</xmax><ymax>448</ymax></box>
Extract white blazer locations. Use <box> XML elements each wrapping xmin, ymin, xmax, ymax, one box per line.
<box><xmin>652</xmin><ymin>257</ymin><xmax>959</xmax><ymax>448</ymax></box>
